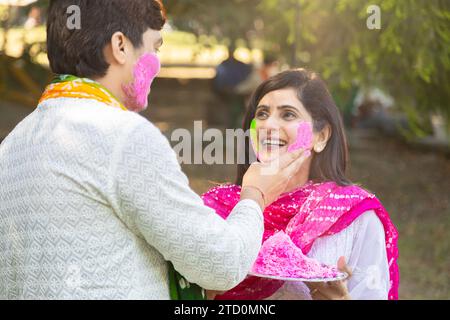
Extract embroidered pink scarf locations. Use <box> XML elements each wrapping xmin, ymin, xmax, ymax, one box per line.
<box><xmin>201</xmin><ymin>180</ymin><xmax>399</xmax><ymax>300</ymax></box>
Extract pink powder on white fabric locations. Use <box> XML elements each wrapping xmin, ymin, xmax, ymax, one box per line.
<box><xmin>122</xmin><ymin>53</ymin><xmax>161</xmax><ymax>112</ymax></box>
<box><xmin>287</xmin><ymin>121</ymin><xmax>314</xmax><ymax>153</ymax></box>
<box><xmin>251</xmin><ymin>231</ymin><xmax>339</xmax><ymax>279</ymax></box>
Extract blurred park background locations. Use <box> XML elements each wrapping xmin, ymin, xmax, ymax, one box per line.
<box><xmin>0</xmin><ymin>0</ymin><xmax>449</xmax><ymax>299</ymax></box>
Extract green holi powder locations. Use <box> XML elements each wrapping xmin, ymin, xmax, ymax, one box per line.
<box><xmin>250</xmin><ymin>119</ymin><xmax>259</xmax><ymax>154</ymax></box>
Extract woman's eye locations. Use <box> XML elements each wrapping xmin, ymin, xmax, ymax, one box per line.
<box><xmin>255</xmin><ymin>111</ymin><xmax>269</xmax><ymax>119</ymax></box>
<box><xmin>282</xmin><ymin>111</ymin><xmax>297</xmax><ymax>120</ymax></box>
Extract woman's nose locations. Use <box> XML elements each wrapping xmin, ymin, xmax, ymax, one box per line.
<box><xmin>260</xmin><ymin>115</ymin><xmax>281</xmax><ymax>132</ymax></box>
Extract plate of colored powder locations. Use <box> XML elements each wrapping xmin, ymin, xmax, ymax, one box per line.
<box><xmin>249</xmin><ymin>231</ymin><xmax>347</xmax><ymax>282</ymax></box>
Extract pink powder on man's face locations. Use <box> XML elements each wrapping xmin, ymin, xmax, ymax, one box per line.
<box><xmin>287</xmin><ymin>121</ymin><xmax>314</xmax><ymax>153</ymax></box>
<box><xmin>122</xmin><ymin>53</ymin><xmax>161</xmax><ymax>112</ymax></box>
<box><xmin>251</xmin><ymin>231</ymin><xmax>340</xmax><ymax>279</ymax></box>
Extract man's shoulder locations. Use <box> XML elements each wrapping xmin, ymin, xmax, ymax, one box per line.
<box><xmin>42</xmin><ymin>98</ymin><xmax>160</xmax><ymax>135</ymax></box>
<box><xmin>34</xmin><ymin>97</ymin><xmax>166</xmax><ymax>149</ymax></box>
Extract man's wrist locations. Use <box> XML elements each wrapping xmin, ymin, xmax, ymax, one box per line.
<box><xmin>240</xmin><ymin>186</ymin><xmax>265</xmax><ymax>210</ymax></box>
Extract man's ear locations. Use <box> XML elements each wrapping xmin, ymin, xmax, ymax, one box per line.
<box><xmin>109</xmin><ymin>32</ymin><xmax>128</xmax><ymax>65</ymax></box>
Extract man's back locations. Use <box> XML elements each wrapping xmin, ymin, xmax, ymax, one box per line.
<box><xmin>0</xmin><ymin>99</ymin><xmax>170</xmax><ymax>299</ymax></box>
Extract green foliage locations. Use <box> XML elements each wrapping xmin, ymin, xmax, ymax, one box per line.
<box><xmin>168</xmin><ymin>0</ymin><xmax>450</xmax><ymax>137</ymax></box>
<box><xmin>165</xmin><ymin>0</ymin><xmax>262</xmax><ymax>48</ymax></box>
<box><xmin>3</xmin><ymin>0</ymin><xmax>448</xmax><ymax>137</ymax></box>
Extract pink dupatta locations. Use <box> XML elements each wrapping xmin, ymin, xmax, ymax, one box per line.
<box><xmin>201</xmin><ymin>180</ymin><xmax>399</xmax><ymax>300</ymax></box>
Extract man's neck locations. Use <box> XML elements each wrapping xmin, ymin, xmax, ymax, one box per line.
<box><xmin>94</xmin><ymin>74</ymin><xmax>125</xmax><ymax>104</ymax></box>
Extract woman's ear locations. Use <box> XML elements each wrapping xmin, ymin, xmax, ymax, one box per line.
<box><xmin>313</xmin><ymin>124</ymin><xmax>332</xmax><ymax>153</ymax></box>
<box><xmin>109</xmin><ymin>32</ymin><xmax>128</xmax><ymax>65</ymax></box>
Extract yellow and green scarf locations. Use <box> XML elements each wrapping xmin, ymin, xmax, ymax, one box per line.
<box><xmin>39</xmin><ymin>74</ymin><xmax>127</xmax><ymax>110</ymax></box>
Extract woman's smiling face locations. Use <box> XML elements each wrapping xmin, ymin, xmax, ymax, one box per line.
<box><xmin>255</xmin><ymin>88</ymin><xmax>314</xmax><ymax>162</ymax></box>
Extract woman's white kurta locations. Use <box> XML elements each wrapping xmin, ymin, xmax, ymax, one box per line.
<box><xmin>266</xmin><ymin>210</ymin><xmax>390</xmax><ymax>300</ymax></box>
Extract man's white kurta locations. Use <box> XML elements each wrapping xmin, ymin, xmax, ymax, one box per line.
<box><xmin>0</xmin><ymin>98</ymin><xmax>263</xmax><ymax>299</ymax></box>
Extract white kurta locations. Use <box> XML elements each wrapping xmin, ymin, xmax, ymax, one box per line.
<box><xmin>0</xmin><ymin>98</ymin><xmax>264</xmax><ymax>300</ymax></box>
<box><xmin>266</xmin><ymin>210</ymin><xmax>390</xmax><ymax>300</ymax></box>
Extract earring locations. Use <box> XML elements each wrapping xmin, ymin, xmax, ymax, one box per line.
<box><xmin>314</xmin><ymin>144</ymin><xmax>325</xmax><ymax>153</ymax></box>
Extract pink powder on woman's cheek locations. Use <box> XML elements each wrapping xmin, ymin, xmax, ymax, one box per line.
<box><xmin>122</xmin><ymin>53</ymin><xmax>161</xmax><ymax>112</ymax></box>
<box><xmin>287</xmin><ymin>121</ymin><xmax>314</xmax><ymax>153</ymax></box>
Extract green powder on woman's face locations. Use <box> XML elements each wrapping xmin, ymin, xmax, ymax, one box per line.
<box><xmin>250</xmin><ymin>119</ymin><xmax>259</xmax><ymax>155</ymax></box>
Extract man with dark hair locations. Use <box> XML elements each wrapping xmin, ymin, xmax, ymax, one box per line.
<box><xmin>0</xmin><ymin>0</ymin><xmax>306</xmax><ymax>299</ymax></box>
<box><xmin>47</xmin><ymin>0</ymin><xmax>165</xmax><ymax>79</ymax></box>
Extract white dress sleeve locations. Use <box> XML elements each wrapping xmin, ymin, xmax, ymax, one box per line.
<box><xmin>109</xmin><ymin>119</ymin><xmax>264</xmax><ymax>291</ymax></box>
<box><xmin>266</xmin><ymin>210</ymin><xmax>390</xmax><ymax>300</ymax></box>
<box><xmin>346</xmin><ymin>210</ymin><xmax>390</xmax><ymax>299</ymax></box>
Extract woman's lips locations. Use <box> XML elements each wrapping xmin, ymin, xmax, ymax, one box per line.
<box><xmin>259</xmin><ymin>139</ymin><xmax>288</xmax><ymax>153</ymax></box>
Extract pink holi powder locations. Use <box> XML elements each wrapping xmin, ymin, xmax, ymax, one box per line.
<box><xmin>287</xmin><ymin>121</ymin><xmax>314</xmax><ymax>153</ymax></box>
<box><xmin>251</xmin><ymin>231</ymin><xmax>340</xmax><ymax>279</ymax></box>
<box><xmin>122</xmin><ymin>53</ymin><xmax>161</xmax><ymax>112</ymax></box>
